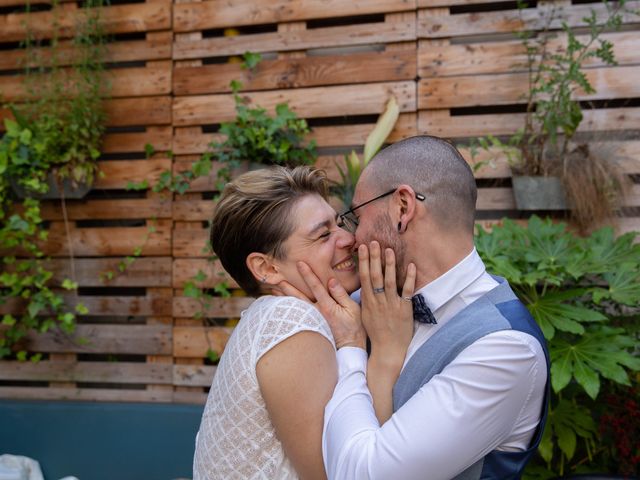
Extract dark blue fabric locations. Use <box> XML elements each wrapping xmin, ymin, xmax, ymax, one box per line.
<box><xmin>392</xmin><ymin>278</ymin><xmax>550</xmax><ymax>480</ymax></box>
<box><xmin>412</xmin><ymin>294</ymin><xmax>437</xmax><ymax>324</ymax></box>
<box><xmin>482</xmin><ymin>301</ymin><xmax>550</xmax><ymax>480</ymax></box>
<box><xmin>0</xmin><ymin>400</ymin><xmax>203</xmax><ymax>480</ymax></box>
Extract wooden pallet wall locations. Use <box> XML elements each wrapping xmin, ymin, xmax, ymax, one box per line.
<box><xmin>416</xmin><ymin>0</ymin><xmax>640</xmax><ymax>233</ymax></box>
<box><xmin>0</xmin><ymin>0</ymin><xmax>638</xmax><ymax>403</ymax></box>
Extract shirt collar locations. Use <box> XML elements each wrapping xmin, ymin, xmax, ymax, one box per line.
<box><xmin>415</xmin><ymin>248</ymin><xmax>487</xmax><ymax>313</ymax></box>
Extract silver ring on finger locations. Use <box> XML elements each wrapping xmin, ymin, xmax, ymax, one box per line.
<box><xmin>402</xmin><ymin>296</ymin><xmax>412</xmax><ymax>302</ymax></box>
<box><xmin>373</xmin><ymin>287</ymin><xmax>385</xmax><ymax>294</ymax></box>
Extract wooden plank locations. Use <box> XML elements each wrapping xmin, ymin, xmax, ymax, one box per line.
<box><xmin>173</xmin><ymin>21</ymin><xmax>416</xmax><ymax>60</ymax></box>
<box><xmin>172</xmin><ymin>112</ymin><xmax>417</xmax><ymax>155</ymax></box>
<box><xmin>0</xmin><ymin>387</ymin><xmax>174</xmax><ymax>402</ymax></box>
<box><xmin>173</xmin><ymin>389</ymin><xmax>207</xmax><ymax>404</ymax></box>
<box><xmin>174</xmin><ymin>296</ymin><xmax>254</xmax><ymax>318</ymax></box>
<box><xmin>61</xmin><ymin>290</ymin><xmax>172</xmax><ymax>316</ymax></box>
<box><xmin>0</xmin><ymin>34</ymin><xmax>172</xmax><ymax>71</ymax></box>
<box><xmin>173</xmin><ymin>0</ymin><xmax>415</xmax><ymax>32</ymax></box>
<box><xmin>38</xmin><ymin>219</ymin><xmax>171</xmax><ymax>257</ymax></box>
<box><xmin>105</xmin><ymin>97</ymin><xmax>172</xmax><ymax>127</ymax></box>
<box><xmin>417</xmin><ymin>1</ymin><xmax>640</xmax><ymax>39</ymax></box>
<box><xmin>173</xmin><ymin>81</ymin><xmax>416</xmax><ymax>126</ymax></box>
<box><xmin>173</xmin><ymin>325</ymin><xmax>235</xmax><ymax>357</ymax></box>
<box><xmin>173</xmin><ymin>364</ymin><xmax>216</xmax><ymax>387</ymax></box>
<box><xmin>476</xmin><ymin>187</ymin><xmax>515</xmax><ymax>210</ymax></box>
<box><xmin>418</xmin><ymin>65</ymin><xmax>640</xmax><ymax>109</ymax></box>
<box><xmin>0</xmin><ymin>1</ymin><xmax>172</xmax><ymax>43</ymax></box>
<box><xmin>173</xmin><ymin>226</ymin><xmax>209</xmax><ymax>257</ymax></box>
<box><xmin>102</xmin><ymin>126</ymin><xmax>172</xmax><ymax>153</ymax></box>
<box><xmin>419</xmin><ymin>32</ymin><xmax>640</xmax><ymax>78</ymax></box>
<box><xmin>45</xmin><ymin>257</ymin><xmax>173</xmax><ymax>287</ymax></box>
<box><xmin>0</xmin><ymin>64</ymin><xmax>171</xmax><ymax>102</ymax></box>
<box><xmin>0</xmin><ymin>361</ymin><xmax>173</xmax><ymax>384</ymax></box>
<box><xmin>418</xmin><ymin>107</ymin><xmax>640</xmax><ymax>139</ymax></box>
<box><xmin>173</xmin><ymin>198</ymin><xmax>217</xmax><ymax>222</ymax></box>
<box><xmin>173</xmin><ymin>49</ymin><xmax>416</xmax><ymax>95</ymax></box>
<box><xmin>39</xmin><ymin>198</ymin><xmax>172</xmax><ymax>221</ymax></box>
<box><xmin>173</xmin><ymin>258</ymin><xmax>236</xmax><ymax>288</ymax></box>
<box><xmin>21</xmin><ymin>324</ymin><xmax>172</xmax><ymax>355</ymax></box>
<box><xmin>418</xmin><ymin>0</ymin><xmax>513</xmax><ymax>6</ymax></box>
<box><xmin>95</xmin><ymin>158</ymin><xmax>172</xmax><ymax>189</ymax></box>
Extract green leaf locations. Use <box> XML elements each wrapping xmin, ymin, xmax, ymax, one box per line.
<box><xmin>206</xmin><ymin>348</ymin><xmax>220</xmax><ymax>363</ymax></box>
<box><xmin>75</xmin><ymin>303</ymin><xmax>89</xmax><ymax>315</ymax></box>
<box><xmin>62</xmin><ymin>279</ymin><xmax>78</xmax><ymax>290</ymax></box>
<box><xmin>183</xmin><ymin>282</ymin><xmax>201</xmax><ymax>298</ymax></box>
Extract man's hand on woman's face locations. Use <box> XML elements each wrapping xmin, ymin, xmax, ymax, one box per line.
<box><xmin>277</xmin><ymin>265</ymin><xmax>366</xmax><ymax>350</ymax></box>
<box><xmin>359</xmin><ymin>242</ymin><xmax>416</xmax><ymax>363</ymax></box>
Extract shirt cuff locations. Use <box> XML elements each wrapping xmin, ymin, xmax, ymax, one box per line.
<box><xmin>336</xmin><ymin>346</ymin><xmax>368</xmax><ymax>378</ymax></box>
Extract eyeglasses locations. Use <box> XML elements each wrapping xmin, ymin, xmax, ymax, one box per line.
<box><xmin>338</xmin><ymin>188</ymin><xmax>426</xmax><ymax>234</ymax></box>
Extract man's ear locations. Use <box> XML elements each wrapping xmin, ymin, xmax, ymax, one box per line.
<box><xmin>395</xmin><ymin>184</ymin><xmax>418</xmax><ymax>231</ymax></box>
<box><xmin>246</xmin><ymin>252</ymin><xmax>284</xmax><ymax>286</ymax></box>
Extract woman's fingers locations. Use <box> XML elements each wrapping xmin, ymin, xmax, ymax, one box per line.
<box><xmin>368</xmin><ymin>241</ymin><xmax>384</xmax><ymax>293</ymax></box>
<box><xmin>358</xmin><ymin>244</ymin><xmax>372</xmax><ymax>296</ymax></box>
<box><xmin>384</xmin><ymin>248</ymin><xmax>398</xmax><ymax>295</ymax></box>
<box><xmin>402</xmin><ymin>263</ymin><xmax>417</xmax><ymax>300</ymax></box>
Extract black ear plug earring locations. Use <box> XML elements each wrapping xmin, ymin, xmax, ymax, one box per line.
<box><xmin>398</xmin><ymin>222</ymin><xmax>402</xmax><ymax>232</ymax></box>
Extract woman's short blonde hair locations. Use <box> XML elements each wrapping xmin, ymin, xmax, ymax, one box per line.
<box><xmin>209</xmin><ymin>165</ymin><xmax>328</xmax><ymax>296</ymax></box>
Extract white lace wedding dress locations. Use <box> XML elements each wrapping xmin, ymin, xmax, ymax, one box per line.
<box><xmin>193</xmin><ymin>295</ymin><xmax>335</xmax><ymax>479</ymax></box>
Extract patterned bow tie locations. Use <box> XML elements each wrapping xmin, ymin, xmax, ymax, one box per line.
<box><xmin>412</xmin><ymin>294</ymin><xmax>437</xmax><ymax>324</ymax></box>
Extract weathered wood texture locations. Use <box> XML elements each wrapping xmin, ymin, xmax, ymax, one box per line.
<box><xmin>1</xmin><ymin>0</ymin><xmax>639</xmax><ymax>404</ymax></box>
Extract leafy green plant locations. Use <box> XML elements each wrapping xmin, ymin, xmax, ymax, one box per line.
<box><xmin>332</xmin><ymin>96</ymin><xmax>399</xmax><ymax>208</ymax></box>
<box><xmin>0</xmin><ymin>0</ymin><xmax>108</xmax><ymax>359</ymax></box>
<box><xmin>471</xmin><ymin>1</ymin><xmax>632</xmax><ymax>230</ymax></box>
<box><xmin>208</xmin><ymin>79</ymin><xmax>316</xmax><ymax>188</ymax></box>
<box><xmin>476</xmin><ymin>216</ymin><xmax>640</xmax><ymax>477</ymax></box>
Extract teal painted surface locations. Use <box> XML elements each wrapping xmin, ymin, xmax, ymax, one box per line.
<box><xmin>0</xmin><ymin>400</ymin><xmax>204</xmax><ymax>480</ymax></box>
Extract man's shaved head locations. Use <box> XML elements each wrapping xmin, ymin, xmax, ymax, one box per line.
<box><xmin>361</xmin><ymin>135</ymin><xmax>477</xmax><ymax>235</ymax></box>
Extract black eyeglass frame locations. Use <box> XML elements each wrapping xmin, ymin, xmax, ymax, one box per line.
<box><xmin>338</xmin><ymin>188</ymin><xmax>426</xmax><ymax>233</ymax></box>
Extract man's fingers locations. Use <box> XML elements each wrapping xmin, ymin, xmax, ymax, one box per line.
<box><xmin>328</xmin><ymin>278</ymin><xmax>356</xmax><ymax>308</ymax></box>
<box><xmin>384</xmin><ymin>248</ymin><xmax>398</xmax><ymax>294</ymax></box>
<box><xmin>297</xmin><ymin>261</ymin><xmax>334</xmax><ymax>305</ymax></box>
<box><xmin>402</xmin><ymin>263</ymin><xmax>417</xmax><ymax>299</ymax></box>
<box><xmin>275</xmin><ymin>280</ymin><xmax>313</xmax><ymax>304</ymax></box>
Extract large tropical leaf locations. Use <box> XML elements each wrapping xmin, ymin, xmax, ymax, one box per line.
<box><xmin>550</xmin><ymin>326</ymin><xmax>640</xmax><ymax>398</ymax></box>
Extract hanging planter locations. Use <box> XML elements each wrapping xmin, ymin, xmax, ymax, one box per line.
<box><xmin>10</xmin><ymin>172</ymin><xmax>92</xmax><ymax>200</ymax></box>
<box><xmin>511</xmin><ymin>175</ymin><xmax>568</xmax><ymax>211</ymax></box>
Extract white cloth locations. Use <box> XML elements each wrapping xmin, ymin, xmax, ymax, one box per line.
<box><xmin>323</xmin><ymin>248</ymin><xmax>547</xmax><ymax>480</ymax></box>
<box><xmin>193</xmin><ymin>296</ymin><xmax>335</xmax><ymax>480</ymax></box>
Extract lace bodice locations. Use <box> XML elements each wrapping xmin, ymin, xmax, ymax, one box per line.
<box><xmin>193</xmin><ymin>296</ymin><xmax>335</xmax><ymax>480</ymax></box>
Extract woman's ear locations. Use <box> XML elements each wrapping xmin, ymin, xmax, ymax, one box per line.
<box><xmin>246</xmin><ymin>252</ymin><xmax>284</xmax><ymax>286</ymax></box>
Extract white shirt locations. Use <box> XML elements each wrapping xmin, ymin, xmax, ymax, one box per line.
<box><xmin>323</xmin><ymin>249</ymin><xmax>547</xmax><ymax>480</ymax></box>
<box><xmin>194</xmin><ymin>296</ymin><xmax>334</xmax><ymax>480</ymax></box>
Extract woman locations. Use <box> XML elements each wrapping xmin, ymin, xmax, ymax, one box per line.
<box><xmin>194</xmin><ymin>165</ymin><xmax>417</xmax><ymax>479</ymax></box>
<box><xmin>193</xmin><ymin>166</ymin><xmax>360</xmax><ymax>479</ymax></box>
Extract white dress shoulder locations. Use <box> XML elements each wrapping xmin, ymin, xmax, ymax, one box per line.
<box><xmin>193</xmin><ymin>295</ymin><xmax>335</xmax><ymax>480</ymax></box>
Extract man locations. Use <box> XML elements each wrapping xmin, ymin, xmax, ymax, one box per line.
<box><xmin>301</xmin><ymin>136</ymin><xmax>549</xmax><ymax>479</ymax></box>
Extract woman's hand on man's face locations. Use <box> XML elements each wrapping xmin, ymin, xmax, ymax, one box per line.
<box><xmin>359</xmin><ymin>242</ymin><xmax>416</xmax><ymax>366</ymax></box>
<box><xmin>277</xmin><ymin>264</ymin><xmax>366</xmax><ymax>350</ymax></box>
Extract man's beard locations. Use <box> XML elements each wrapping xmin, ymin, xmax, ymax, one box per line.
<box><xmin>370</xmin><ymin>211</ymin><xmax>408</xmax><ymax>292</ymax></box>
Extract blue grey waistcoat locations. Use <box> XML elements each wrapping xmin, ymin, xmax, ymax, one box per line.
<box><xmin>392</xmin><ymin>276</ymin><xmax>550</xmax><ymax>480</ymax></box>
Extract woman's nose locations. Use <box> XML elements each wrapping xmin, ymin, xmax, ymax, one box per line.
<box><xmin>337</xmin><ymin>229</ymin><xmax>355</xmax><ymax>249</ymax></box>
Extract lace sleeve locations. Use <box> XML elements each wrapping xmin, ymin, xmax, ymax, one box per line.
<box><xmin>253</xmin><ymin>296</ymin><xmax>336</xmax><ymax>365</ymax></box>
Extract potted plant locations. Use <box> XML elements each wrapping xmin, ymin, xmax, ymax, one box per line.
<box><xmin>0</xmin><ymin>0</ymin><xmax>108</xmax><ymax>359</ymax></box>
<box><xmin>473</xmin><ymin>0</ymin><xmax>631</xmax><ymax>231</ymax></box>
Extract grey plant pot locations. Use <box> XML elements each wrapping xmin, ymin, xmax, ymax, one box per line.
<box><xmin>512</xmin><ymin>175</ymin><xmax>568</xmax><ymax>210</ymax></box>
<box><xmin>11</xmin><ymin>173</ymin><xmax>92</xmax><ymax>200</ymax></box>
